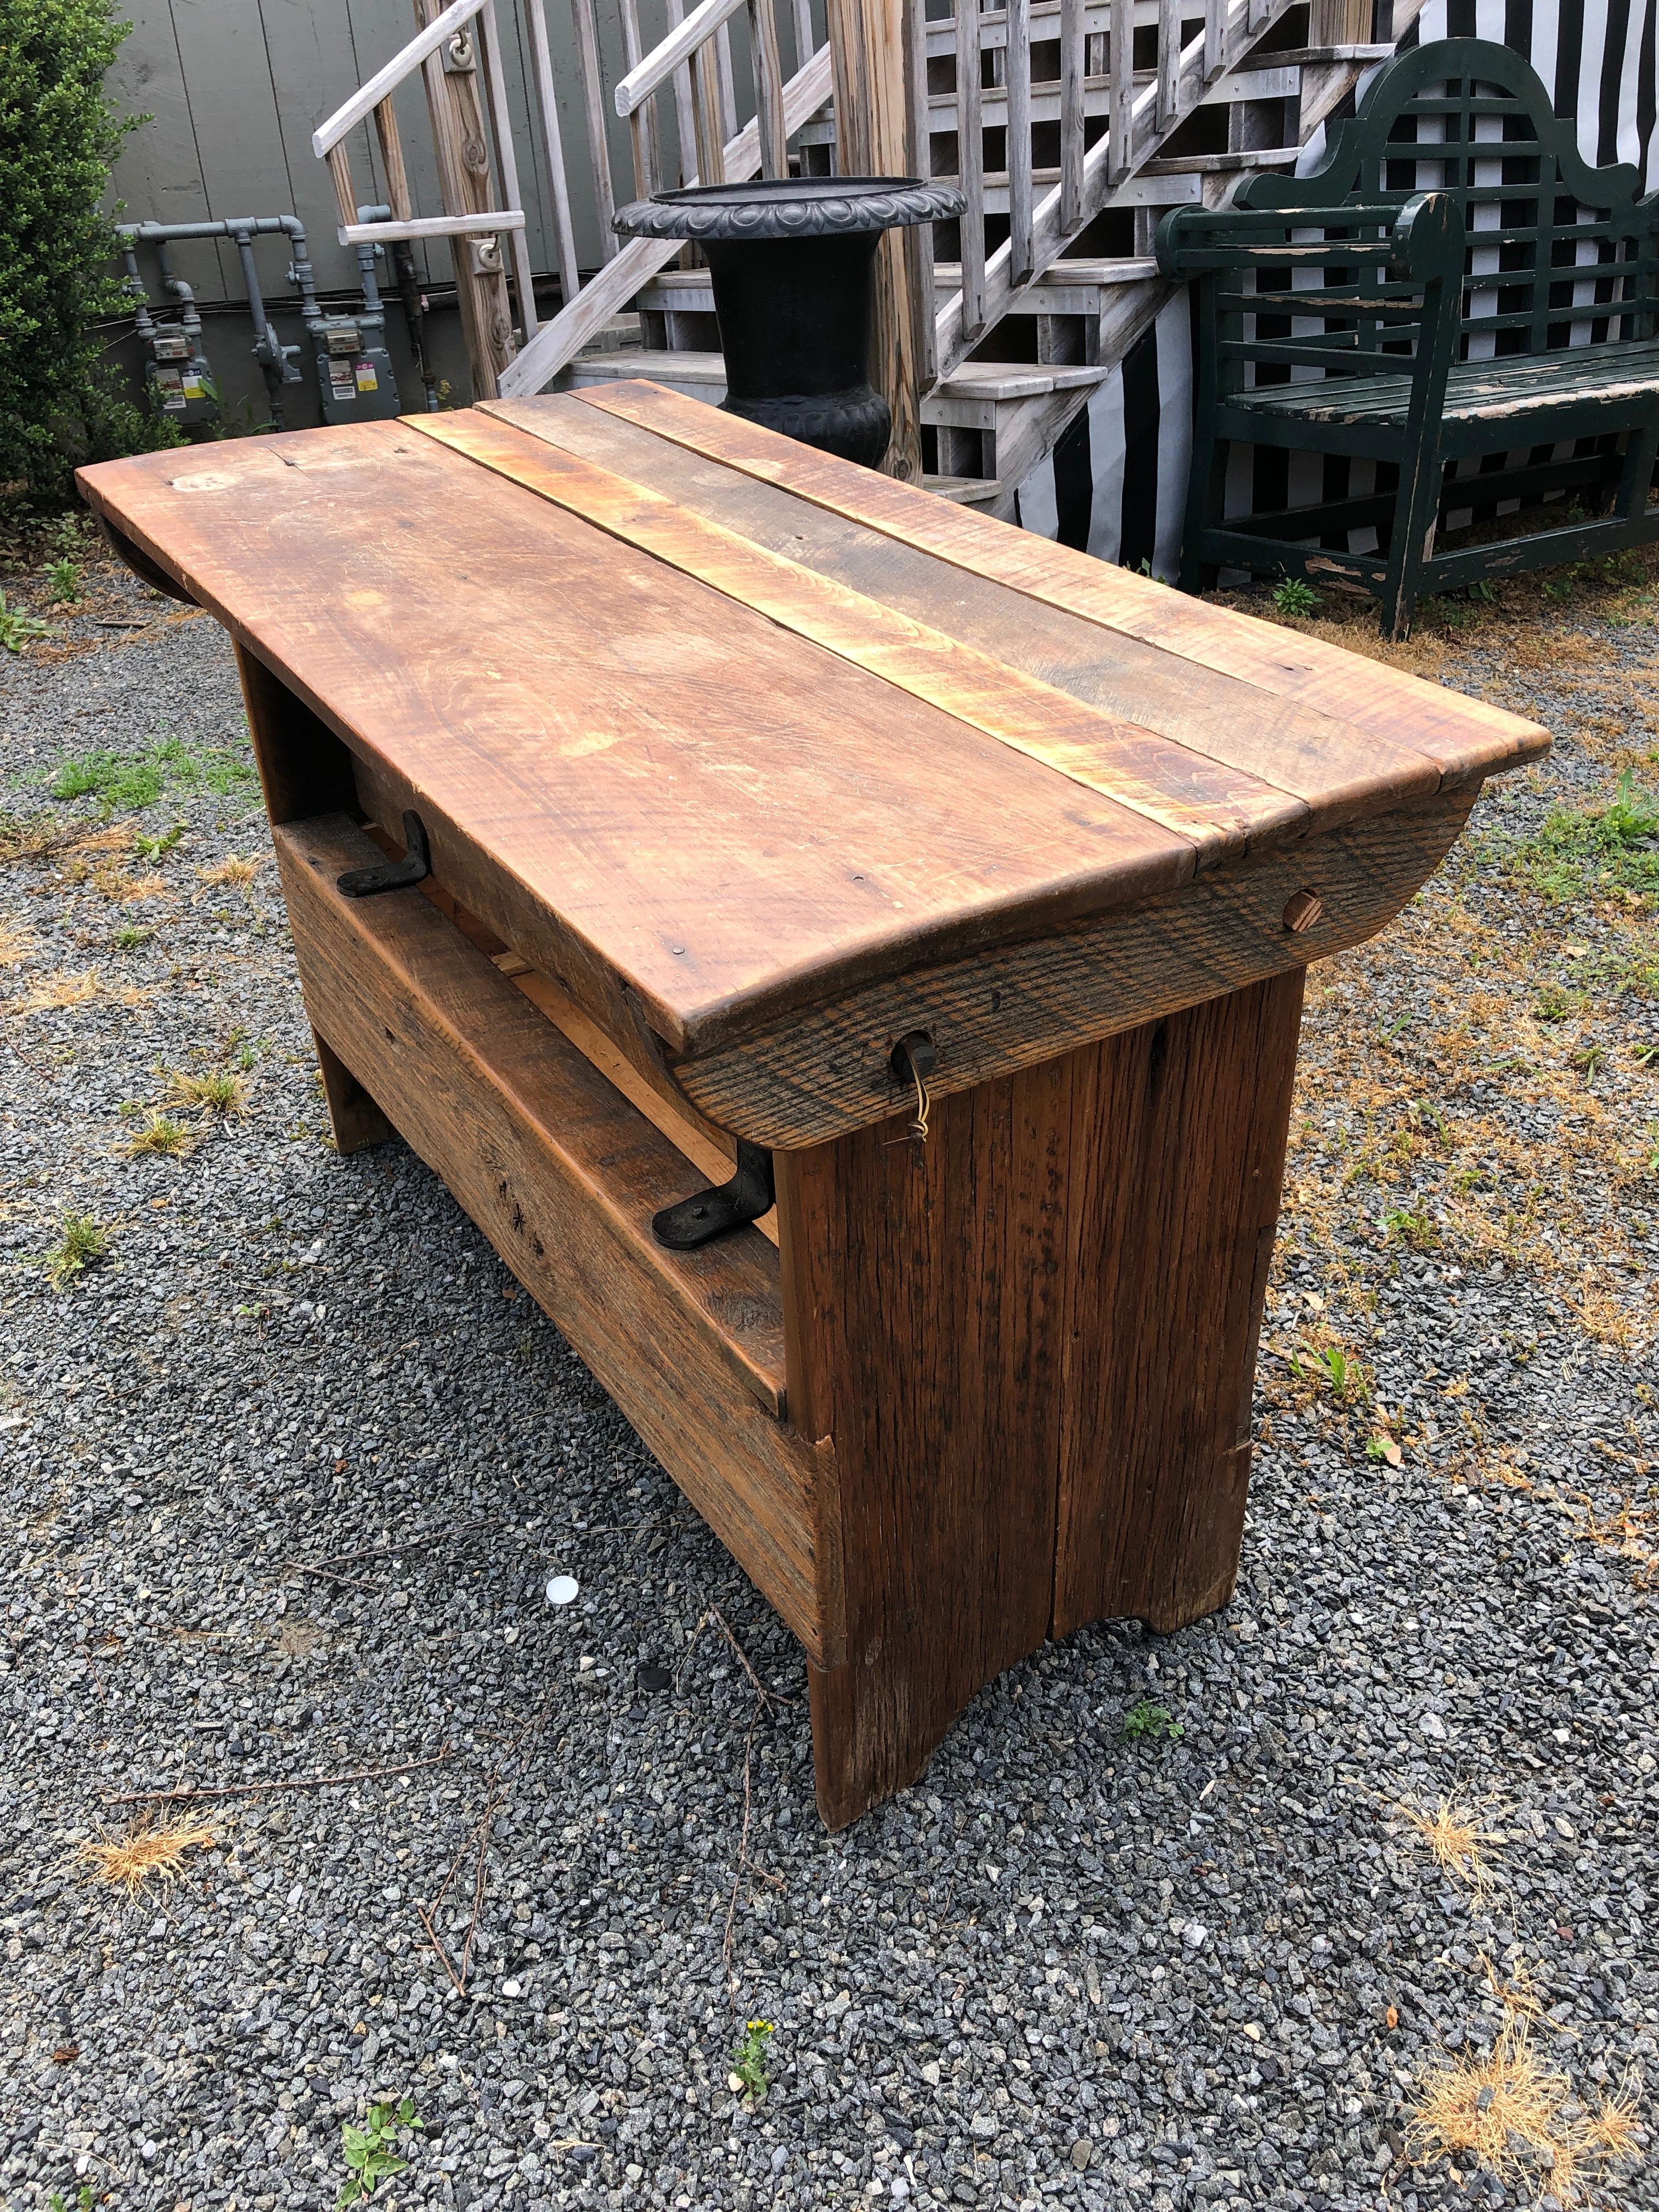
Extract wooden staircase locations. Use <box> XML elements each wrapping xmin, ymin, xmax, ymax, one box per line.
<box><xmin>557</xmin><ymin>0</ymin><xmax>1423</xmax><ymax>515</ymax></box>
<box><xmin>312</xmin><ymin>0</ymin><xmax>1424</xmax><ymax>520</ymax></box>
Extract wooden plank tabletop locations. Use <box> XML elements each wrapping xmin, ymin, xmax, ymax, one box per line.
<box><xmin>78</xmin><ymin>387</ymin><xmax>1547</xmax><ymax>1062</ymax></box>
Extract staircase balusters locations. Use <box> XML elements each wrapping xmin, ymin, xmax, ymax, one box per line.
<box><xmin>523</xmin><ymin>0</ymin><xmax>582</xmax><ymax>297</ymax></box>
<box><xmin>617</xmin><ymin>0</ymin><xmax>662</xmax><ymax>196</ymax></box>
<box><xmin>956</xmin><ymin>0</ymin><xmax>986</xmax><ymax>337</ymax></box>
<box><xmin>1060</xmin><ymin>0</ymin><xmax>1085</xmax><ymax>231</ymax></box>
<box><xmin>1204</xmin><ymin>0</ymin><xmax>1226</xmax><ymax>79</ymax></box>
<box><xmin>1006</xmin><ymin>0</ymin><xmax>1034</xmax><ymax>287</ymax></box>
<box><xmin>1108</xmin><ymin>0</ymin><xmax>1132</xmax><ymax>184</ymax></box>
<box><xmin>1156</xmin><ymin>0</ymin><xmax>1181</xmax><ymax>124</ymax></box>
<box><xmin>479</xmin><ymin>0</ymin><xmax>543</xmax><ymax>331</ymax></box>
<box><xmin>570</xmin><ymin>0</ymin><xmax>619</xmax><ymax>256</ymax></box>
<box><xmin>661</xmin><ymin>0</ymin><xmax>704</xmax><ymax>187</ymax></box>
<box><xmin>748</xmin><ymin>0</ymin><xmax>789</xmax><ymax>177</ymax></box>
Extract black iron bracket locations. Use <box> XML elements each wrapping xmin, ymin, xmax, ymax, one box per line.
<box><xmin>652</xmin><ymin>1139</ymin><xmax>775</xmax><ymax>1250</ymax></box>
<box><xmin>338</xmin><ymin>811</ymin><xmax>432</xmax><ymax>898</ymax></box>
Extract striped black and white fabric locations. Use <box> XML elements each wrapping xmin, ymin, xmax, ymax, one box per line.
<box><xmin>1013</xmin><ymin>0</ymin><xmax>1659</xmax><ymax>568</ymax></box>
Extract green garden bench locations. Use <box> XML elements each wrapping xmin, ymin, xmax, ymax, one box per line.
<box><xmin>1156</xmin><ymin>38</ymin><xmax>1659</xmax><ymax>638</ymax></box>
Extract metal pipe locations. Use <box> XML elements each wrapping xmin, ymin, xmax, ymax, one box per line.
<box><xmin>356</xmin><ymin>201</ymin><xmax>438</xmax><ymax>410</ymax></box>
<box><xmin>120</xmin><ymin>244</ymin><xmax>159</xmax><ymax>343</ymax></box>
<box><xmin>151</xmin><ymin>240</ymin><xmax>204</xmax><ymax>346</ymax></box>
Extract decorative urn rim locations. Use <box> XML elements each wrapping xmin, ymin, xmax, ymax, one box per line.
<box><xmin>612</xmin><ymin>176</ymin><xmax>966</xmax><ymax>241</ymax></box>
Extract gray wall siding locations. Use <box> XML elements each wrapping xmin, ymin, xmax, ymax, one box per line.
<box><xmin>103</xmin><ymin>0</ymin><xmax>668</xmax><ymax>306</ymax></box>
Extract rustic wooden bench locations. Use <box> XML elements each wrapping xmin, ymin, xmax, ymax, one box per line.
<box><xmin>80</xmin><ymin>383</ymin><xmax>1546</xmax><ymax>1826</ymax></box>
<box><xmin>1158</xmin><ymin>38</ymin><xmax>1659</xmax><ymax>638</ymax></box>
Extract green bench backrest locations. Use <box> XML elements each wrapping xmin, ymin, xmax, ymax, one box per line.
<box><xmin>1237</xmin><ymin>38</ymin><xmax>1659</xmax><ymax>359</ymax></box>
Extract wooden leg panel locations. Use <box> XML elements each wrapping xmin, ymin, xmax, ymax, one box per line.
<box><xmin>1053</xmin><ymin>968</ymin><xmax>1304</xmax><ymax>1637</ymax></box>
<box><xmin>782</xmin><ymin>973</ymin><xmax>1303</xmax><ymax>1826</ymax></box>
<box><xmin>273</xmin><ymin>812</ymin><xmax>843</xmax><ymax>1667</ymax></box>
<box><xmin>778</xmin><ymin>1057</ymin><xmax>1071</xmax><ymax>1829</ymax></box>
<box><xmin>313</xmin><ymin>1028</ymin><xmax>396</xmax><ymax>1155</ymax></box>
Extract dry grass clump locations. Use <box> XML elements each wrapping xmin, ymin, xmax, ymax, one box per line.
<box><xmin>122</xmin><ymin>1111</ymin><xmax>196</xmax><ymax>1160</ymax></box>
<box><xmin>91</xmin><ymin>863</ymin><xmax>170</xmax><ymax>904</ymax></box>
<box><xmin>11</xmin><ymin>968</ymin><xmax>98</xmax><ymax>1014</ymax></box>
<box><xmin>162</xmin><ymin>1064</ymin><xmax>249</xmax><ymax>1117</ymax></box>
<box><xmin>200</xmin><ymin>852</ymin><xmax>258</xmax><ymax>887</ymax></box>
<box><xmin>78</xmin><ymin>1818</ymin><xmax>215</xmax><ymax>1898</ymax></box>
<box><xmin>0</xmin><ymin>913</ymin><xmax>37</xmax><ymax>967</ymax></box>
<box><xmin>1393</xmin><ymin>1792</ymin><xmax>1504</xmax><ymax>1903</ymax></box>
<box><xmin>1410</xmin><ymin>2005</ymin><xmax>1644</xmax><ymax>2204</ymax></box>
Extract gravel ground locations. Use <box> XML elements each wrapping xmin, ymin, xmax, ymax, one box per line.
<box><xmin>1</xmin><ymin>549</ymin><xmax>1656</xmax><ymax>2212</ymax></box>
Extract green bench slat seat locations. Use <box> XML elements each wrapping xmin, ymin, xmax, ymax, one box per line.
<box><xmin>1157</xmin><ymin>38</ymin><xmax>1659</xmax><ymax>637</ymax></box>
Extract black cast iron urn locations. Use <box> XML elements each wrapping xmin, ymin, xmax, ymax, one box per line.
<box><xmin>612</xmin><ymin>177</ymin><xmax>964</xmax><ymax>469</ymax></box>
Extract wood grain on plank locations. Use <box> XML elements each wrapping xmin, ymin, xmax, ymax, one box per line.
<box><xmin>487</xmin><ymin>393</ymin><xmax>1447</xmax><ymax>831</ymax></box>
<box><xmin>779</xmin><ymin>1053</ymin><xmax>1074</xmax><ymax>1828</ymax></box>
<box><xmin>271</xmin><ymin>813</ymin><xmax>846</xmax><ymax>1659</ymax></box>
<box><xmin>410</xmin><ymin>408</ymin><xmax>1300</xmax><ymax>864</ymax></box>
<box><xmin>674</xmin><ymin>793</ymin><xmax>1473</xmax><ymax>1149</ymax></box>
<box><xmin>572</xmin><ymin>380</ymin><xmax>1552</xmax><ymax>783</ymax></box>
<box><xmin>1052</xmin><ymin>968</ymin><xmax>1303</xmax><ymax>1637</ymax></box>
<box><xmin>781</xmin><ymin>970</ymin><xmax>1302</xmax><ymax>1826</ymax></box>
<box><xmin>78</xmin><ymin>426</ymin><xmax>1197</xmax><ymax>1061</ymax></box>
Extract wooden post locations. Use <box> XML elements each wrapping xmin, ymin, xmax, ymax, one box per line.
<box><xmin>414</xmin><ymin>0</ymin><xmax>516</xmax><ymax>399</ymax></box>
<box><xmin>1309</xmin><ymin>0</ymin><xmax>1375</xmax><ymax>40</ymax></box>
<box><xmin>827</xmin><ymin>0</ymin><xmax>928</xmax><ymax>484</ymax></box>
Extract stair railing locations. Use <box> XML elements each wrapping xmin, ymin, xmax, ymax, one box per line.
<box><xmin>930</xmin><ymin>0</ymin><xmax>1304</xmax><ymax>379</ymax></box>
<box><xmin>499</xmin><ymin>0</ymin><xmax>831</xmax><ymax>394</ymax></box>
<box><xmin>313</xmin><ymin>0</ymin><xmax>828</xmax><ymax>404</ymax></box>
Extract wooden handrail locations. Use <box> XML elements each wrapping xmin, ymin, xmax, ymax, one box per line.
<box><xmin>614</xmin><ymin>0</ymin><xmax>748</xmax><ymax>119</ymax></box>
<box><xmin>312</xmin><ymin>0</ymin><xmax>487</xmax><ymax>157</ymax></box>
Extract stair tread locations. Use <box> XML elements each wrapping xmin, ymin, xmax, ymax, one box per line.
<box><xmin>942</xmin><ymin>360</ymin><xmax>1112</xmax><ymax>398</ymax></box>
<box><xmin>932</xmin><ymin>257</ymin><xmax>1159</xmax><ymax>291</ymax></box>
<box><xmin>1142</xmin><ymin>146</ymin><xmax>1301</xmax><ymax>173</ymax></box>
<box><xmin>924</xmin><ymin>473</ymin><xmax>1004</xmax><ymax>504</ymax></box>
<box><xmin>570</xmin><ymin>349</ymin><xmax>726</xmax><ymax>386</ymax></box>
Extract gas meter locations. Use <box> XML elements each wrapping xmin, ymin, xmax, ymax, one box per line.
<box><xmin>311</xmin><ymin>314</ymin><xmax>400</xmax><ymax>426</ymax></box>
<box><xmin>144</xmin><ymin>324</ymin><xmax>218</xmax><ymax>427</ymax></box>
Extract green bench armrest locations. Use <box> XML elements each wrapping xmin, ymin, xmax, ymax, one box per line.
<box><xmin>1154</xmin><ymin>191</ymin><xmax>1466</xmax><ymax>289</ymax></box>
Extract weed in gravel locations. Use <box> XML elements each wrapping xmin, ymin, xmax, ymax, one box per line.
<box><xmin>45</xmin><ymin>557</ymin><xmax>81</xmax><ymax>603</ymax></box>
<box><xmin>1393</xmin><ymin>1793</ymin><xmax>1502</xmax><ymax>1901</ymax></box>
<box><xmin>122</xmin><ymin>1112</ymin><xmax>196</xmax><ymax>1160</ymax></box>
<box><xmin>1381</xmin><ymin>1206</ymin><xmax>1440</xmax><ymax>1251</ymax></box>
<box><xmin>1494</xmin><ymin>769</ymin><xmax>1659</xmax><ymax>907</ymax></box>
<box><xmin>78</xmin><ymin>1818</ymin><xmax>215</xmax><ymax>1898</ymax></box>
<box><xmin>0</xmin><ymin>914</ymin><xmax>36</xmax><ymax>966</ymax></box>
<box><xmin>1122</xmin><ymin>1699</ymin><xmax>1183</xmax><ymax>1743</ymax></box>
<box><xmin>0</xmin><ymin>590</ymin><xmax>51</xmax><ymax>652</ymax></box>
<box><xmin>42</xmin><ymin>1210</ymin><xmax>111</xmax><ymax>1290</ymax></box>
<box><xmin>112</xmin><ymin>923</ymin><xmax>154</xmax><ymax>950</ymax></box>
<box><xmin>728</xmin><ymin>2017</ymin><xmax>775</xmax><ymax>2104</ymax></box>
<box><xmin>133</xmin><ymin>822</ymin><xmax>185</xmax><ymax>864</ymax></box>
<box><xmin>49</xmin><ymin>737</ymin><xmax>258</xmax><ymax>815</ymax></box>
<box><xmin>48</xmin><ymin>2186</ymin><xmax>93</xmax><ymax>2212</ymax></box>
<box><xmin>163</xmin><ymin>1063</ymin><xmax>249</xmax><ymax>1116</ymax></box>
<box><xmin>200</xmin><ymin>851</ymin><xmax>258</xmax><ymax>886</ymax></box>
<box><xmin>338</xmin><ymin>2095</ymin><xmax>423</xmax><ymax>2205</ymax></box>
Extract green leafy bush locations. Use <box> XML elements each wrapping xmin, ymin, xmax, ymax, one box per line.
<box><xmin>0</xmin><ymin>0</ymin><xmax>177</xmax><ymax>507</ymax></box>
